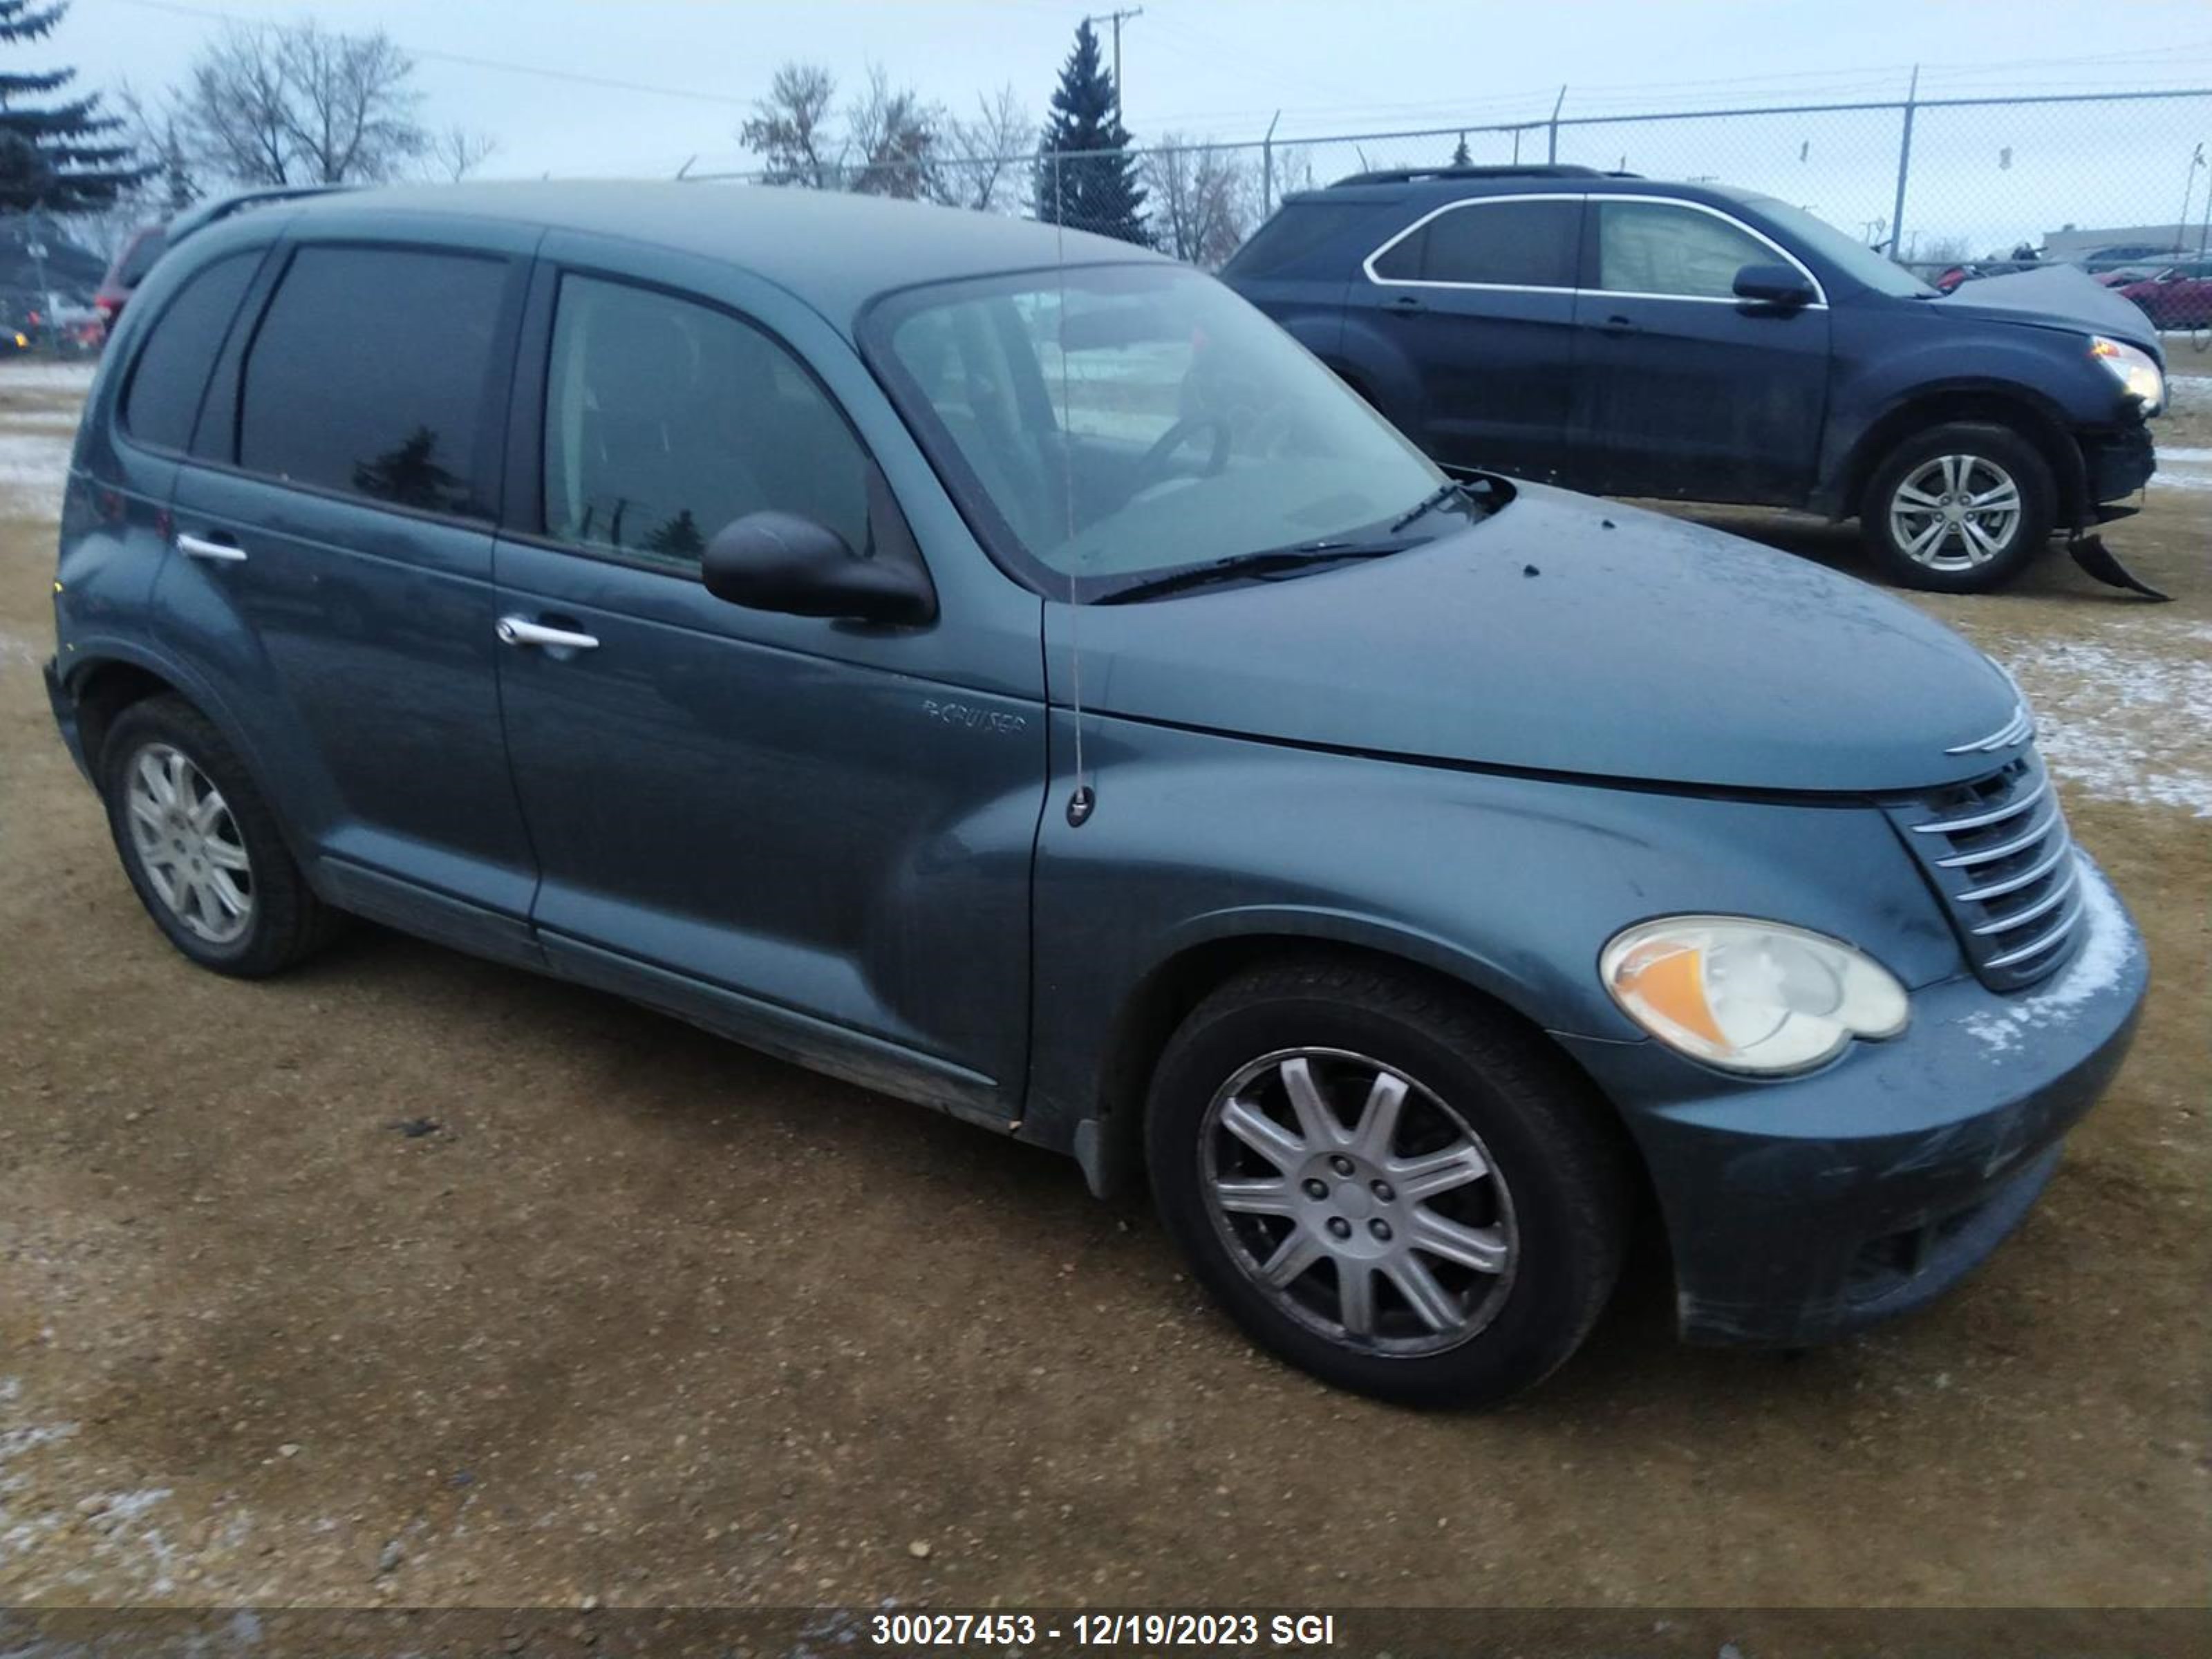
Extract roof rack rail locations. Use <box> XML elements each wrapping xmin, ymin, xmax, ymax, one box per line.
<box><xmin>167</xmin><ymin>185</ymin><xmax>356</xmax><ymax>245</ymax></box>
<box><xmin>1329</xmin><ymin>163</ymin><xmax>1638</xmax><ymax>187</ymax></box>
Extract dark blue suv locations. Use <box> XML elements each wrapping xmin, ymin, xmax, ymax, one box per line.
<box><xmin>1224</xmin><ymin>165</ymin><xmax>2165</xmax><ymax>592</ymax></box>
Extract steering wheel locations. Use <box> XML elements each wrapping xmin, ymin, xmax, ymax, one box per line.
<box><xmin>1127</xmin><ymin>415</ymin><xmax>1233</xmax><ymax>500</ymax></box>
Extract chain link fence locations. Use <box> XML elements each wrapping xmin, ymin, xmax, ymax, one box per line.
<box><xmin>685</xmin><ymin>86</ymin><xmax>2212</xmax><ymax>287</ymax></box>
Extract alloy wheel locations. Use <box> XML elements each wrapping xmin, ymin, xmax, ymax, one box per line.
<box><xmin>1199</xmin><ymin>1048</ymin><xmax>1518</xmax><ymax>1355</ymax></box>
<box><xmin>1888</xmin><ymin>453</ymin><xmax>2023</xmax><ymax>573</ymax></box>
<box><xmin>124</xmin><ymin>742</ymin><xmax>255</xmax><ymax>945</ymax></box>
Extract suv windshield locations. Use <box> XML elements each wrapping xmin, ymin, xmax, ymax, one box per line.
<box><xmin>868</xmin><ymin>263</ymin><xmax>1455</xmax><ymax>597</ymax></box>
<box><xmin>1735</xmin><ymin>194</ymin><xmax>1933</xmax><ymax>299</ymax></box>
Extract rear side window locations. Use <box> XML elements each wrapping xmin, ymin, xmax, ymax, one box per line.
<box><xmin>541</xmin><ymin>274</ymin><xmax>871</xmax><ymax>568</ymax></box>
<box><xmin>1221</xmin><ymin>202</ymin><xmax>1377</xmax><ymax>279</ymax></box>
<box><xmin>1372</xmin><ymin>199</ymin><xmax>1580</xmax><ymax>287</ymax></box>
<box><xmin>1595</xmin><ymin>201</ymin><xmax>1772</xmax><ymax>299</ymax></box>
<box><xmin>114</xmin><ymin>227</ymin><xmax>169</xmax><ymax>288</ymax></box>
<box><xmin>121</xmin><ymin>252</ymin><xmax>257</xmax><ymax>451</ymax></box>
<box><xmin>238</xmin><ymin>246</ymin><xmax>507</xmax><ymax>518</ymax></box>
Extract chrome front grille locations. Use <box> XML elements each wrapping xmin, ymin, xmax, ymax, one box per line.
<box><xmin>1890</xmin><ymin>749</ymin><xmax>2085</xmax><ymax>992</ymax></box>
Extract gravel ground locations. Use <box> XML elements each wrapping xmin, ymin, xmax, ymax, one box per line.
<box><xmin>0</xmin><ymin>357</ymin><xmax>2204</xmax><ymax>1615</ymax></box>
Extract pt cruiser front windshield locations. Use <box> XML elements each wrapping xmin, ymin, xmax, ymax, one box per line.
<box><xmin>868</xmin><ymin>263</ymin><xmax>1475</xmax><ymax>601</ymax></box>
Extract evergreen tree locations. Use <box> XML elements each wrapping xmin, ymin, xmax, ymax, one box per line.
<box><xmin>1450</xmin><ymin>133</ymin><xmax>1472</xmax><ymax>167</ymax></box>
<box><xmin>1033</xmin><ymin>20</ymin><xmax>1146</xmax><ymax>245</ymax></box>
<box><xmin>0</xmin><ymin>1</ymin><xmax>144</xmax><ymax>212</ymax></box>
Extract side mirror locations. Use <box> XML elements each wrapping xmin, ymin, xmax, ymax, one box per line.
<box><xmin>1732</xmin><ymin>262</ymin><xmax>1817</xmax><ymax>308</ymax></box>
<box><xmin>701</xmin><ymin>511</ymin><xmax>935</xmax><ymax>625</ymax></box>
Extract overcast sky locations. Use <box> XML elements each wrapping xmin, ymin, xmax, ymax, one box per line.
<box><xmin>53</xmin><ymin>0</ymin><xmax>2212</xmax><ymax>251</ymax></box>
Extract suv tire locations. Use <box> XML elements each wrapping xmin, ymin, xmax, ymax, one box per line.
<box><xmin>1860</xmin><ymin>421</ymin><xmax>2056</xmax><ymax>593</ymax></box>
<box><xmin>1145</xmin><ymin>957</ymin><xmax>1631</xmax><ymax>1407</ymax></box>
<box><xmin>100</xmin><ymin>695</ymin><xmax>341</xmax><ymax>977</ymax></box>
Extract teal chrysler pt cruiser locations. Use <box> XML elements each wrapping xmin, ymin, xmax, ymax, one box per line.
<box><xmin>48</xmin><ymin>182</ymin><xmax>2146</xmax><ymax>1404</ymax></box>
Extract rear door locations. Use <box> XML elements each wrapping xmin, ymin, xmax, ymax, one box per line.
<box><xmin>489</xmin><ymin>239</ymin><xmax>1046</xmax><ymax>1122</ymax></box>
<box><xmin>1573</xmin><ymin>196</ymin><xmax>1831</xmax><ymax>506</ymax></box>
<box><xmin>1351</xmin><ymin>194</ymin><xmax>1584</xmax><ymax>482</ymax></box>
<box><xmin>156</xmin><ymin>221</ymin><xmax>543</xmax><ymax>962</ymax></box>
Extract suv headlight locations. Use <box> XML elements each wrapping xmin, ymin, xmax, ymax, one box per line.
<box><xmin>1600</xmin><ymin>917</ymin><xmax>1909</xmax><ymax>1075</ymax></box>
<box><xmin>2091</xmin><ymin>335</ymin><xmax>2164</xmax><ymax>415</ymax></box>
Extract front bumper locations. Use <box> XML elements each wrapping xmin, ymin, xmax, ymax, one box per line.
<box><xmin>2081</xmin><ymin>420</ymin><xmax>2155</xmax><ymax>507</ymax></box>
<box><xmin>1560</xmin><ymin>854</ymin><xmax>2147</xmax><ymax>1347</ymax></box>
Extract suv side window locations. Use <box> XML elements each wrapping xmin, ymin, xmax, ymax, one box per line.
<box><xmin>238</xmin><ymin>245</ymin><xmax>507</xmax><ymax>517</ymax></box>
<box><xmin>120</xmin><ymin>252</ymin><xmax>259</xmax><ymax>451</ymax></box>
<box><xmin>1595</xmin><ymin>201</ymin><xmax>1772</xmax><ymax>299</ymax></box>
<box><xmin>1371</xmin><ymin>199</ymin><xmax>1579</xmax><ymax>287</ymax></box>
<box><xmin>541</xmin><ymin>274</ymin><xmax>870</xmax><ymax>568</ymax></box>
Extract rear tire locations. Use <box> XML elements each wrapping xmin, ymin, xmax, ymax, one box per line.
<box><xmin>1859</xmin><ymin>421</ymin><xmax>2055</xmax><ymax>593</ymax></box>
<box><xmin>100</xmin><ymin>695</ymin><xmax>340</xmax><ymax>978</ymax></box>
<box><xmin>1145</xmin><ymin>957</ymin><xmax>1631</xmax><ymax>1407</ymax></box>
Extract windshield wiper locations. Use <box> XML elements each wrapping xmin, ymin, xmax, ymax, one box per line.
<box><xmin>1092</xmin><ymin>539</ymin><xmax>1413</xmax><ymax>605</ymax></box>
<box><xmin>1389</xmin><ymin>478</ymin><xmax>1478</xmax><ymax>532</ymax></box>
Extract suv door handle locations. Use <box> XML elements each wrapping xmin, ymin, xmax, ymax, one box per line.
<box><xmin>496</xmin><ymin>615</ymin><xmax>600</xmax><ymax>652</ymax></box>
<box><xmin>1597</xmin><ymin>314</ymin><xmax>1640</xmax><ymax>336</ymax></box>
<box><xmin>1388</xmin><ymin>293</ymin><xmax>1425</xmax><ymax>312</ymax></box>
<box><xmin>176</xmin><ymin>532</ymin><xmax>246</xmax><ymax>563</ymax></box>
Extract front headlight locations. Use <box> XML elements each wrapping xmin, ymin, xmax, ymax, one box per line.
<box><xmin>2091</xmin><ymin>335</ymin><xmax>2164</xmax><ymax>415</ymax></box>
<box><xmin>1600</xmin><ymin>917</ymin><xmax>1909</xmax><ymax>1075</ymax></box>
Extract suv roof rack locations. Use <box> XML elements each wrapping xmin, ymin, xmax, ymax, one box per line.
<box><xmin>1328</xmin><ymin>163</ymin><xmax>1636</xmax><ymax>187</ymax></box>
<box><xmin>167</xmin><ymin>185</ymin><xmax>356</xmax><ymax>245</ymax></box>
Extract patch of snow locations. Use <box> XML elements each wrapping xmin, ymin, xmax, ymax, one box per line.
<box><xmin>2150</xmin><ymin>469</ymin><xmax>2212</xmax><ymax>491</ymax></box>
<box><xmin>1960</xmin><ymin>856</ymin><xmax>2140</xmax><ymax>1056</ymax></box>
<box><xmin>0</xmin><ymin>425</ymin><xmax>74</xmax><ymax>515</ymax></box>
<box><xmin>2157</xmin><ymin>446</ymin><xmax>2212</xmax><ymax>461</ymax></box>
<box><xmin>0</xmin><ymin>627</ymin><xmax>42</xmax><ymax>667</ymax></box>
<box><xmin>1992</xmin><ymin>630</ymin><xmax>2212</xmax><ymax>816</ymax></box>
<box><xmin>0</xmin><ymin>359</ymin><xmax>98</xmax><ymax>395</ymax></box>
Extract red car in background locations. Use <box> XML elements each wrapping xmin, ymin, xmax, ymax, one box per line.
<box><xmin>2119</xmin><ymin>261</ymin><xmax>2212</xmax><ymax>330</ymax></box>
<box><xmin>92</xmin><ymin>222</ymin><xmax>167</xmax><ymax>329</ymax></box>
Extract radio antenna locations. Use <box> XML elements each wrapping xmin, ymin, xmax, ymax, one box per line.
<box><xmin>1054</xmin><ymin>147</ymin><xmax>1095</xmax><ymax>828</ymax></box>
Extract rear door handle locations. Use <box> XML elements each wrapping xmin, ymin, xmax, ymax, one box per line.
<box><xmin>1388</xmin><ymin>293</ymin><xmax>1426</xmax><ymax>312</ymax></box>
<box><xmin>1597</xmin><ymin>314</ymin><xmax>1640</xmax><ymax>337</ymax></box>
<box><xmin>176</xmin><ymin>532</ymin><xmax>246</xmax><ymax>563</ymax></box>
<box><xmin>496</xmin><ymin>615</ymin><xmax>600</xmax><ymax>652</ymax></box>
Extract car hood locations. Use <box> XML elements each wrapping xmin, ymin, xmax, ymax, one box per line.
<box><xmin>1044</xmin><ymin>485</ymin><xmax>2022</xmax><ymax>794</ymax></box>
<box><xmin>1933</xmin><ymin>265</ymin><xmax>2160</xmax><ymax>354</ymax></box>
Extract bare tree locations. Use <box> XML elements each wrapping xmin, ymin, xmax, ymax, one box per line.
<box><xmin>1143</xmin><ymin>135</ymin><xmax>1255</xmax><ymax>268</ymax></box>
<box><xmin>116</xmin><ymin>84</ymin><xmax>200</xmax><ymax>210</ymax></box>
<box><xmin>179</xmin><ymin>20</ymin><xmax>427</xmax><ymax>186</ymax></box>
<box><xmin>935</xmin><ymin>82</ymin><xmax>1031</xmax><ymax>213</ymax></box>
<box><xmin>739</xmin><ymin>62</ymin><xmax>842</xmax><ymax>189</ymax></box>
<box><xmin>845</xmin><ymin>63</ymin><xmax>939</xmax><ymax>199</ymax></box>
<box><xmin>423</xmin><ymin>123</ymin><xmax>498</xmax><ymax>182</ymax></box>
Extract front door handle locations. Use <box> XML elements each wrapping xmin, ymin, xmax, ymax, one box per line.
<box><xmin>176</xmin><ymin>532</ymin><xmax>246</xmax><ymax>563</ymax></box>
<box><xmin>1388</xmin><ymin>293</ymin><xmax>1425</xmax><ymax>312</ymax></box>
<box><xmin>1597</xmin><ymin>314</ymin><xmax>1640</xmax><ymax>337</ymax></box>
<box><xmin>496</xmin><ymin>615</ymin><xmax>600</xmax><ymax>652</ymax></box>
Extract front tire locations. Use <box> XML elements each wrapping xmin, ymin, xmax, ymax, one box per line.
<box><xmin>100</xmin><ymin>696</ymin><xmax>339</xmax><ymax>977</ymax></box>
<box><xmin>1859</xmin><ymin>421</ymin><xmax>2055</xmax><ymax>593</ymax></box>
<box><xmin>1145</xmin><ymin>959</ymin><xmax>1631</xmax><ymax>1407</ymax></box>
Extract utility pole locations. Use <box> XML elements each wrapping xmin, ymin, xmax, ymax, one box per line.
<box><xmin>1084</xmin><ymin>7</ymin><xmax>1143</xmax><ymax>123</ymax></box>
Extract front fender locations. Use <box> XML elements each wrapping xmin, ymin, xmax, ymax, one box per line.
<box><xmin>1022</xmin><ymin>711</ymin><xmax>1963</xmax><ymax>1166</ymax></box>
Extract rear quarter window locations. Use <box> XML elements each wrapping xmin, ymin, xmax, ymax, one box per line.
<box><xmin>120</xmin><ymin>252</ymin><xmax>259</xmax><ymax>452</ymax></box>
<box><xmin>1223</xmin><ymin>201</ymin><xmax>1380</xmax><ymax>279</ymax></box>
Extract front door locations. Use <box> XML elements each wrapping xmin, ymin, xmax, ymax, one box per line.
<box><xmin>491</xmin><ymin>256</ymin><xmax>1046</xmax><ymax>1121</ymax></box>
<box><xmin>1355</xmin><ymin>194</ymin><xmax>1584</xmax><ymax>484</ymax></box>
<box><xmin>1573</xmin><ymin>197</ymin><xmax>1831</xmax><ymax>506</ymax></box>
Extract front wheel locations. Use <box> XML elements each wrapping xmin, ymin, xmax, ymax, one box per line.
<box><xmin>1859</xmin><ymin>421</ymin><xmax>2055</xmax><ymax>593</ymax></box>
<box><xmin>1145</xmin><ymin>959</ymin><xmax>1631</xmax><ymax>1407</ymax></box>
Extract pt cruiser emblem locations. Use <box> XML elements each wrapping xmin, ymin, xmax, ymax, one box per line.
<box><xmin>922</xmin><ymin>698</ymin><xmax>1027</xmax><ymax>735</ymax></box>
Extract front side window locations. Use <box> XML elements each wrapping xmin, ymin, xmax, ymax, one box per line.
<box><xmin>871</xmin><ymin>263</ymin><xmax>1450</xmax><ymax>597</ymax></box>
<box><xmin>238</xmin><ymin>245</ymin><xmax>507</xmax><ymax>516</ymax></box>
<box><xmin>541</xmin><ymin>274</ymin><xmax>870</xmax><ymax>568</ymax></box>
<box><xmin>1407</xmin><ymin>200</ymin><xmax>1579</xmax><ymax>287</ymax></box>
<box><xmin>1595</xmin><ymin>201</ymin><xmax>1773</xmax><ymax>299</ymax></box>
<box><xmin>122</xmin><ymin>251</ymin><xmax>257</xmax><ymax>451</ymax></box>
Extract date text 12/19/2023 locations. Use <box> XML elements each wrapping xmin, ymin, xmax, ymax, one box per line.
<box><xmin>870</xmin><ymin>1611</ymin><xmax>1338</xmax><ymax>1648</ymax></box>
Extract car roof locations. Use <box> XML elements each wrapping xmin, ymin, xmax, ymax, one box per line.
<box><xmin>1284</xmin><ymin>171</ymin><xmax>1752</xmax><ymax>212</ymax></box>
<box><xmin>272</xmin><ymin>180</ymin><xmax>1172</xmax><ymax>328</ymax></box>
